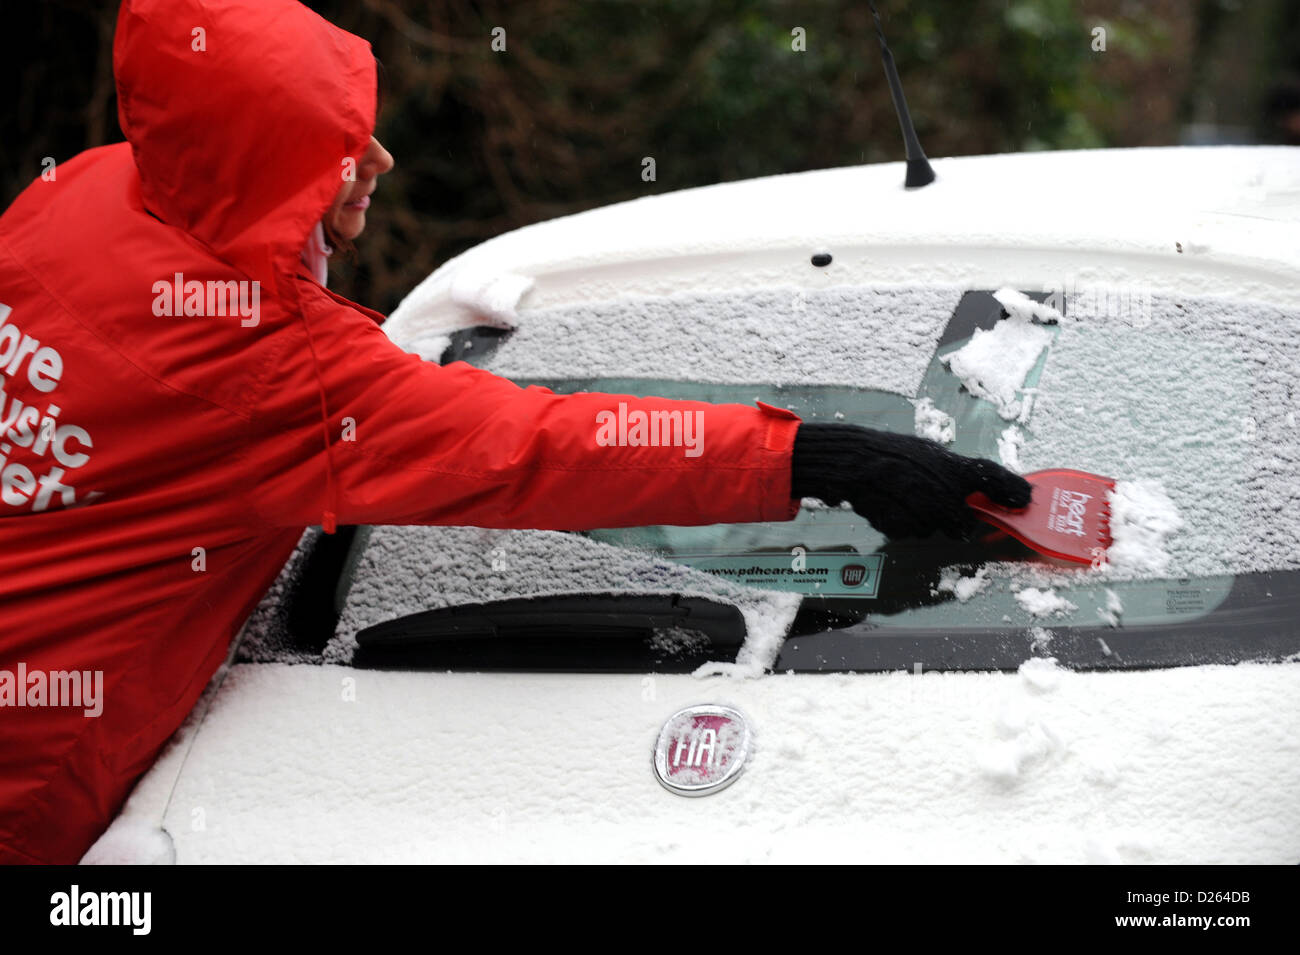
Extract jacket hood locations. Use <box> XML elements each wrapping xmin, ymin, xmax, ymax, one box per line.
<box><xmin>113</xmin><ymin>0</ymin><xmax>376</xmax><ymax>277</ymax></box>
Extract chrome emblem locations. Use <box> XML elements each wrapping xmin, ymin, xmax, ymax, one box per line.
<box><xmin>653</xmin><ymin>705</ymin><xmax>751</xmax><ymax>797</ymax></box>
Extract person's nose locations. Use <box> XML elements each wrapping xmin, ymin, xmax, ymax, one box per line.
<box><xmin>362</xmin><ymin>137</ymin><xmax>395</xmax><ymax>178</ymax></box>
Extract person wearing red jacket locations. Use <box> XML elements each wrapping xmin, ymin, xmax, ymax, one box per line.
<box><xmin>0</xmin><ymin>0</ymin><xmax>1029</xmax><ymax>864</ymax></box>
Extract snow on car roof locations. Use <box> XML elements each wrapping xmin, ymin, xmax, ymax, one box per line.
<box><xmin>385</xmin><ymin>146</ymin><xmax>1300</xmax><ymax>350</ymax></box>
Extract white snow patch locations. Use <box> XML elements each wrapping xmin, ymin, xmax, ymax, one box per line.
<box><xmin>693</xmin><ymin>592</ymin><xmax>804</xmax><ymax>679</ymax></box>
<box><xmin>403</xmin><ymin>332</ymin><xmax>457</xmax><ymax>362</ymax></box>
<box><xmin>997</xmin><ymin>424</ymin><xmax>1025</xmax><ymax>472</ymax></box>
<box><xmin>1019</xmin><ymin>656</ymin><xmax>1063</xmax><ymax>693</ymax></box>
<box><xmin>1085</xmin><ymin>832</ymin><xmax>1154</xmax><ymax>865</ymax></box>
<box><xmin>1029</xmin><ymin>626</ymin><xmax>1053</xmax><ymax>651</ymax></box>
<box><xmin>977</xmin><ymin>698</ymin><xmax>1063</xmax><ymax>782</ymax></box>
<box><xmin>1084</xmin><ymin>837</ymin><xmax>1123</xmax><ymax>864</ymax></box>
<box><xmin>1096</xmin><ymin>588</ymin><xmax>1124</xmax><ymax>628</ymax></box>
<box><xmin>940</xmin><ymin>290</ymin><xmax>1057</xmax><ymax>420</ymax></box>
<box><xmin>1016</xmin><ymin>587</ymin><xmax>1078</xmax><ymax>618</ymax></box>
<box><xmin>449</xmin><ymin>270</ymin><xmax>533</xmax><ymax>328</ymax></box>
<box><xmin>913</xmin><ymin>396</ymin><xmax>955</xmax><ymax>444</ymax></box>
<box><xmin>935</xmin><ymin>566</ymin><xmax>991</xmax><ymax>601</ymax></box>
<box><xmin>1106</xmin><ymin>480</ymin><xmax>1184</xmax><ymax>576</ymax></box>
<box><xmin>80</xmin><ymin>819</ymin><xmax>176</xmax><ymax>865</ymax></box>
<box><xmin>1016</xmin><ymin>390</ymin><xmax>1037</xmax><ymax>424</ymax></box>
<box><xmin>1077</xmin><ymin>746</ymin><xmax>1122</xmax><ymax>787</ymax></box>
<box><xmin>384</xmin><ymin>271</ymin><xmax>531</xmax><ymax>361</ymax></box>
<box><xmin>993</xmin><ymin>287</ymin><xmax>1066</xmax><ymax>325</ymax></box>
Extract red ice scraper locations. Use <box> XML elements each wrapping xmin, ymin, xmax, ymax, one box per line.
<box><xmin>966</xmin><ymin>468</ymin><xmax>1116</xmax><ymax>565</ymax></box>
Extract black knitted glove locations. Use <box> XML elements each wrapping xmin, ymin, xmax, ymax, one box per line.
<box><xmin>790</xmin><ymin>423</ymin><xmax>1033</xmax><ymax>540</ymax></box>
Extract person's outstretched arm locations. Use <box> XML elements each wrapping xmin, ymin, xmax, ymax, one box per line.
<box><xmin>248</xmin><ymin>281</ymin><xmax>1030</xmax><ymax>536</ymax></box>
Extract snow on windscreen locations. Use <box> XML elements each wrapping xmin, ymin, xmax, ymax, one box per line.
<box><xmin>913</xmin><ymin>397</ymin><xmax>955</xmax><ymax>444</ymax></box>
<box><xmin>1016</xmin><ymin>289</ymin><xmax>1299</xmax><ymax>581</ymax></box>
<box><xmin>941</xmin><ymin>288</ymin><xmax>1059</xmax><ymax>420</ymax></box>
<box><xmin>485</xmin><ymin>281</ymin><xmax>1296</xmax><ymax>586</ymax></box>
<box><xmin>478</xmin><ymin>285</ymin><xmax>965</xmax><ymax>397</ymax></box>
<box><xmin>1106</xmin><ymin>481</ymin><xmax>1184</xmax><ymax>576</ymax></box>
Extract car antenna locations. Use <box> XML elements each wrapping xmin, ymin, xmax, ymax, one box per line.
<box><xmin>868</xmin><ymin>1</ymin><xmax>936</xmax><ymax>188</ymax></box>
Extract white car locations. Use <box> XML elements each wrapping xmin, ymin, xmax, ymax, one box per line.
<box><xmin>87</xmin><ymin>145</ymin><xmax>1300</xmax><ymax>865</ymax></box>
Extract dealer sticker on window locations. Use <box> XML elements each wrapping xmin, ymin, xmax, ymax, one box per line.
<box><xmin>669</xmin><ymin>552</ymin><xmax>883</xmax><ymax>597</ymax></box>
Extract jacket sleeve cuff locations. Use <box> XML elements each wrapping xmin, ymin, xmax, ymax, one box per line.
<box><xmin>754</xmin><ymin>400</ymin><xmax>802</xmax><ymax>522</ymax></box>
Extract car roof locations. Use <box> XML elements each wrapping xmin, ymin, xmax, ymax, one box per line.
<box><xmin>386</xmin><ymin>146</ymin><xmax>1300</xmax><ymax>345</ymax></box>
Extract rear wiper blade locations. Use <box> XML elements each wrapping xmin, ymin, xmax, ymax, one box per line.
<box><xmin>357</xmin><ymin>593</ymin><xmax>746</xmax><ymax>644</ymax></box>
<box><xmin>353</xmin><ymin>594</ymin><xmax>747</xmax><ymax>672</ymax></box>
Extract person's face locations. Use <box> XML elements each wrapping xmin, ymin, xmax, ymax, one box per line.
<box><xmin>326</xmin><ymin>136</ymin><xmax>395</xmax><ymax>242</ymax></box>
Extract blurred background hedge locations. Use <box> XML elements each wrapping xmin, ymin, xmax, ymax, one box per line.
<box><xmin>7</xmin><ymin>0</ymin><xmax>1300</xmax><ymax>314</ymax></box>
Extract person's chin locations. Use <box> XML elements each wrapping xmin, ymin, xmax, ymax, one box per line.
<box><xmin>335</xmin><ymin>210</ymin><xmax>366</xmax><ymax>241</ymax></box>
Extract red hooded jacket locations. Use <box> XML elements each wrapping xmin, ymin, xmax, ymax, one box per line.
<box><xmin>0</xmin><ymin>0</ymin><xmax>800</xmax><ymax>863</ymax></box>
